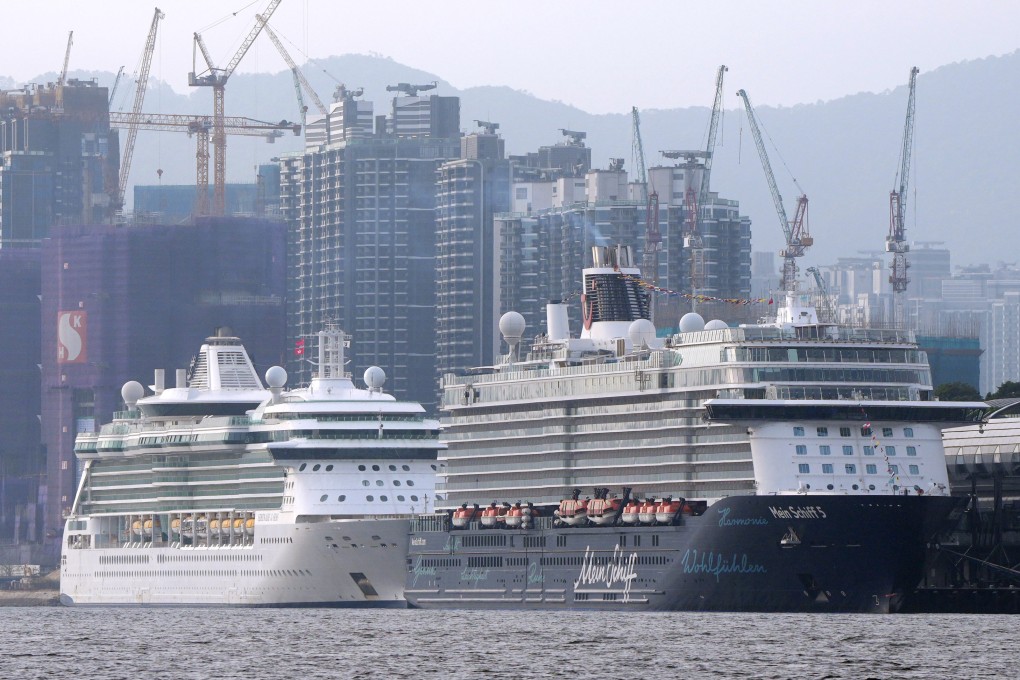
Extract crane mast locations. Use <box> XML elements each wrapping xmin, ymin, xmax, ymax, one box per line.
<box><xmin>700</xmin><ymin>65</ymin><xmax>727</xmax><ymax>198</ymax></box>
<box><xmin>806</xmin><ymin>266</ymin><xmax>836</xmax><ymax>323</ymax></box>
<box><xmin>631</xmin><ymin>107</ymin><xmax>648</xmax><ymax>203</ymax></box>
<box><xmin>887</xmin><ymin>66</ymin><xmax>919</xmax><ymax>304</ymax></box>
<box><xmin>189</xmin><ymin>0</ymin><xmax>282</xmax><ymax>215</ymax></box>
<box><xmin>736</xmin><ymin>88</ymin><xmax>811</xmax><ymax>293</ymax></box>
<box><xmin>117</xmin><ymin>7</ymin><xmax>164</xmax><ymax>212</ymax></box>
<box><xmin>58</xmin><ymin>32</ymin><xmax>73</xmax><ymax>87</ymax></box>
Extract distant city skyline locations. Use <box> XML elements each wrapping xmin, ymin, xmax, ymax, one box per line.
<box><xmin>1</xmin><ymin>0</ymin><xmax>1018</xmax><ymax>114</ymax></box>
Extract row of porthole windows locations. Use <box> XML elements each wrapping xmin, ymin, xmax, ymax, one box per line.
<box><xmin>799</xmin><ymin>463</ymin><xmax>920</xmax><ymax>476</ymax></box>
<box><xmin>318</xmin><ymin>494</ymin><xmax>421</xmax><ymax>503</ymax></box>
<box><xmin>796</xmin><ymin>444</ymin><xmax>917</xmax><ymax>456</ymax></box>
<box><xmin>795</xmin><ymin>426</ymin><xmax>915</xmax><ymax>438</ymax></box>
<box><xmin>297</xmin><ymin>463</ymin><xmax>439</xmax><ymax>473</ymax></box>
<box><xmin>361</xmin><ymin>479</ymin><xmax>416</xmax><ymax>487</ymax></box>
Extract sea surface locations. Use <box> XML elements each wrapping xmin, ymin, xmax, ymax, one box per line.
<box><xmin>1</xmin><ymin>608</ymin><xmax>1013</xmax><ymax>679</ymax></box>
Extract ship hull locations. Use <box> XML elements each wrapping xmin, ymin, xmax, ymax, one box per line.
<box><xmin>60</xmin><ymin>518</ymin><xmax>410</xmax><ymax>607</ymax></box>
<box><xmin>406</xmin><ymin>495</ymin><xmax>960</xmax><ymax>613</ymax></box>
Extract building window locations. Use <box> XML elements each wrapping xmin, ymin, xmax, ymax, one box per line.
<box><xmin>907</xmin><ymin>446</ymin><xmax>917</xmax><ymax>456</ymax></box>
<box><xmin>882</xmin><ymin>428</ymin><xmax>894</xmax><ymax>438</ymax></box>
<box><xmin>845</xmin><ymin>464</ymin><xmax>857</xmax><ymax>474</ymax></box>
<box><xmin>798</xmin><ymin>464</ymin><xmax>810</xmax><ymax>474</ymax></box>
<box><xmin>822</xmin><ymin>464</ymin><xmax>833</xmax><ymax>474</ymax></box>
<box><xmin>904</xmin><ymin>427</ymin><xmax>914</xmax><ymax>438</ymax></box>
<box><xmin>909</xmin><ymin>465</ymin><xmax>920</xmax><ymax>475</ymax></box>
<box><xmin>866</xmin><ymin>464</ymin><xmax>877</xmax><ymax>474</ymax></box>
<box><xmin>816</xmin><ymin>427</ymin><xmax>828</xmax><ymax>437</ymax></box>
<box><xmin>794</xmin><ymin>427</ymin><xmax>805</xmax><ymax>437</ymax></box>
<box><xmin>864</xmin><ymin>446</ymin><xmax>874</xmax><ymax>456</ymax></box>
<box><xmin>839</xmin><ymin>427</ymin><xmax>852</xmax><ymax>437</ymax></box>
<box><xmin>819</xmin><ymin>445</ymin><xmax>831</xmax><ymax>456</ymax></box>
<box><xmin>796</xmin><ymin>445</ymin><xmax>807</xmax><ymax>455</ymax></box>
<box><xmin>843</xmin><ymin>445</ymin><xmax>854</xmax><ymax>456</ymax></box>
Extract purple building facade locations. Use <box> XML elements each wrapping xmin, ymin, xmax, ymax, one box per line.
<box><xmin>40</xmin><ymin>217</ymin><xmax>286</xmax><ymax>561</ymax></box>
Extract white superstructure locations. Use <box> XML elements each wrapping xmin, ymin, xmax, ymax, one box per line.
<box><xmin>60</xmin><ymin>325</ymin><xmax>444</xmax><ymax>606</ymax></box>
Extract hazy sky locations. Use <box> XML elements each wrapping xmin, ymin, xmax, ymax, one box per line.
<box><xmin>2</xmin><ymin>0</ymin><xmax>1018</xmax><ymax>113</ymax></box>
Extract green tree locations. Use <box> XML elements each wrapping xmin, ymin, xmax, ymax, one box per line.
<box><xmin>986</xmin><ymin>381</ymin><xmax>1020</xmax><ymax>400</ymax></box>
<box><xmin>935</xmin><ymin>382</ymin><xmax>982</xmax><ymax>401</ymax></box>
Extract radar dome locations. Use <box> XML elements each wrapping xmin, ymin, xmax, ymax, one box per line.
<box><xmin>364</xmin><ymin>365</ymin><xmax>386</xmax><ymax>389</ymax></box>
<box><xmin>121</xmin><ymin>381</ymin><xmax>145</xmax><ymax>407</ymax></box>
<box><xmin>628</xmin><ymin>319</ymin><xmax>657</xmax><ymax>348</ymax></box>
<box><xmin>678</xmin><ymin>312</ymin><xmax>706</xmax><ymax>333</ymax></box>
<box><xmin>704</xmin><ymin>319</ymin><xmax>729</xmax><ymax>331</ymax></box>
<box><xmin>265</xmin><ymin>365</ymin><xmax>288</xmax><ymax>389</ymax></box>
<box><xmin>499</xmin><ymin>311</ymin><xmax>526</xmax><ymax>342</ymax></box>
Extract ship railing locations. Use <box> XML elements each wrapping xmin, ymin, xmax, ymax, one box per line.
<box><xmin>412</xmin><ymin>514</ymin><xmax>450</xmax><ymax>532</ymax></box>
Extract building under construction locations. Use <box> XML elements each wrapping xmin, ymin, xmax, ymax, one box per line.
<box><xmin>0</xmin><ymin>80</ymin><xmax>118</xmax><ymax>242</ymax></box>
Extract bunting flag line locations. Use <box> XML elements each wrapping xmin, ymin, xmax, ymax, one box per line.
<box><xmin>617</xmin><ymin>273</ymin><xmax>774</xmax><ymax>305</ymax></box>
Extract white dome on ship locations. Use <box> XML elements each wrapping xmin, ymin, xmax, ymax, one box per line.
<box><xmin>121</xmin><ymin>381</ymin><xmax>144</xmax><ymax>407</ymax></box>
<box><xmin>679</xmin><ymin>312</ymin><xmax>706</xmax><ymax>333</ymax></box>
<box><xmin>628</xmin><ymin>319</ymin><xmax>657</xmax><ymax>348</ymax></box>
<box><xmin>265</xmin><ymin>365</ymin><xmax>288</xmax><ymax>389</ymax></box>
<box><xmin>704</xmin><ymin>319</ymin><xmax>729</xmax><ymax>331</ymax></box>
<box><xmin>364</xmin><ymin>366</ymin><xmax>386</xmax><ymax>389</ymax></box>
<box><xmin>499</xmin><ymin>311</ymin><xmax>526</xmax><ymax>342</ymax></box>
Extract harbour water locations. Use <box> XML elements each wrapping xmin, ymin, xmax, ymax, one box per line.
<box><xmin>1</xmin><ymin>608</ymin><xmax>1013</xmax><ymax>679</ymax></box>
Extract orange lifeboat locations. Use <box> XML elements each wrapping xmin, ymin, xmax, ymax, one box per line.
<box><xmin>451</xmin><ymin>503</ymin><xmax>481</xmax><ymax>529</ymax></box>
<box><xmin>170</xmin><ymin>518</ymin><xmax>182</xmax><ymax>535</ymax></box>
<box><xmin>655</xmin><ymin>496</ymin><xmax>683</xmax><ymax>525</ymax></box>
<box><xmin>479</xmin><ymin>502</ymin><xmax>509</xmax><ymax>528</ymax></box>
<box><xmin>233</xmin><ymin>518</ymin><xmax>246</xmax><ymax>534</ymax></box>
<box><xmin>621</xmin><ymin>499</ymin><xmax>641</xmax><ymax>524</ymax></box>
<box><xmin>505</xmin><ymin>502</ymin><xmax>526</xmax><ymax>528</ymax></box>
<box><xmin>587</xmin><ymin>490</ymin><xmax>622</xmax><ymax>526</ymax></box>
<box><xmin>638</xmin><ymin>499</ymin><xmax>657</xmax><ymax>524</ymax></box>
<box><xmin>244</xmin><ymin>517</ymin><xmax>255</xmax><ymax>536</ymax></box>
<box><xmin>555</xmin><ymin>489</ymin><xmax>588</xmax><ymax>527</ymax></box>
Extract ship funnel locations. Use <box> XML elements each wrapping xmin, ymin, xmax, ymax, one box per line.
<box><xmin>152</xmin><ymin>368</ymin><xmax>165</xmax><ymax>395</ymax></box>
<box><xmin>175</xmin><ymin>368</ymin><xmax>187</xmax><ymax>389</ymax></box>
<box><xmin>591</xmin><ymin>244</ymin><xmax>635</xmax><ymax>269</ymax></box>
<box><xmin>546</xmin><ymin>301</ymin><xmax>569</xmax><ymax>341</ymax></box>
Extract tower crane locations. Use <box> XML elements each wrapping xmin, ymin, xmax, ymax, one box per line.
<box><xmin>110</xmin><ymin>112</ymin><xmax>299</xmax><ymax>212</ymax></box>
<box><xmin>116</xmin><ymin>7</ymin><xmax>164</xmax><ymax>212</ymax></box>
<box><xmin>189</xmin><ymin>0</ymin><xmax>282</xmax><ymax>215</ymax></box>
<box><xmin>259</xmin><ymin>18</ymin><xmax>326</xmax><ymax>127</ymax></box>
<box><xmin>385</xmin><ymin>82</ymin><xmax>437</xmax><ymax>97</ymax></box>
<box><xmin>888</xmin><ymin>67</ymin><xmax>919</xmax><ymax>323</ymax></box>
<box><xmin>633</xmin><ymin>107</ymin><xmax>660</xmax><ymax>284</ymax></box>
<box><xmin>700</xmin><ymin>65</ymin><xmax>727</xmax><ymax>199</ymax></box>
<box><xmin>661</xmin><ymin>150</ymin><xmax>709</xmax><ymax>295</ymax></box>
<box><xmin>474</xmin><ymin>120</ymin><xmax>499</xmax><ymax>135</ymax></box>
<box><xmin>108</xmin><ymin>66</ymin><xmax>126</xmax><ymax>106</ymax></box>
<box><xmin>736</xmin><ymin>89</ymin><xmax>811</xmax><ymax>293</ymax></box>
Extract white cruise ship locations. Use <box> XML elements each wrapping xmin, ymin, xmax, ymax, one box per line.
<box><xmin>60</xmin><ymin>325</ymin><xmax>444</xmax><ymax>606</ymax></box>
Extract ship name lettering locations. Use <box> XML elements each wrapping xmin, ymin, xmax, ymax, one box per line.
<box><xmin>460</xmin><ymin>567</ymin><xmax>489</xmax><ymax>582</ymax></box>
<box><xmin>443</xmin><ymin>536</ymin><xmax>462</xmax><ymax>552</ymax></box>
<box><xmin>717</xmin><ymin>507</ymin><xmax>770</xmax><ymax>527</ymax></box>
<box><xmin>573</xmin><ymin>545</ymin><xmax>638</xmax><ymax>602</ymax></box>
<box><xmin>410</xmin><ymin>556</ymin><xmax>437</xmax><ymax>586</ymax></box>
<box><xmin>410</xmin><ymin>537</ymin><xmax>426</xmax><ymax>546</ymax></box>
<box><xmin>255</xmin><ymin>512</ymin><xmax>278</xmax><ymax>522</ymax></box>
<box><xmin>527</xmin><ymin>561</ymin><xmax>544</xmax><ymax>585</ymax></box>
<box><xmin>768</xmin><ymin>505</ymin><xmax>827</xmax><ymax>520</ymax></box>
<box><xmin>680</xmin><ymin>549</ymin><xmax>767</xmax><ymax>582</ymax></box>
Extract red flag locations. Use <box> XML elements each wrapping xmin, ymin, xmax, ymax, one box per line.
<box><xmin>294</xmin><ymin>338</ymin><xmax>305</xmax><ymax>356</ymax></box>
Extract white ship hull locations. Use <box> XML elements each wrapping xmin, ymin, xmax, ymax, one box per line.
<box><xmin>60</xmin><ymin>517</ymin><xmax>410</xmax><ymax>607</ymax></box>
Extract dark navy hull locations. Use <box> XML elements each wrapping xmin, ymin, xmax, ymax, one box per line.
<box><xmin>406</xmin><ymin>495</ymin><xmax>961</xmax><ymax>613</ymax></box>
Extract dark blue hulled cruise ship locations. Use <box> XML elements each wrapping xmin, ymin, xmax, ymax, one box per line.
<box><xmin>406</xmin><ymin>245</ymin><xmax>982</xmax><ymax>612</ymax></box>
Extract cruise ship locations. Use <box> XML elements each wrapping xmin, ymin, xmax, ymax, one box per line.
<box><xmin>406</xmin><ymin>245</ymin><xmax>984</xmax><ymax>612</ymax></box>
<box><xmin>60</xmin><ymin>325</ymin><xmax>443</xmax><ymax>606</ymax></box>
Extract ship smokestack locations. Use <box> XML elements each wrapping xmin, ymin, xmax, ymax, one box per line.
<box><xmin>153</xmin><ymin>368</ymin><xmax>165</xmax><ymax>395</ymax></box>
<box><xmin>175</xmin><ymin>368</ymin><xmax>187</xmax><ymax>389</ymax></box>
<box><xmin>546</xmin><ymin>301</ymin><xmax>569</xmax><ymax>341</ymax></box>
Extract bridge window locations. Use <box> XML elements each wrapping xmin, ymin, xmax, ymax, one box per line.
<box><xmin>886</xmin><ymin>446</ymin><xmax>896</xmax><ymax>456</ymax></box>
<box><xmin>816</xmin><ymin>427</ymin><xmax>828</xmax><ymax>437</ymax></box>
<box><xmin>819</xmin><ymin>445</ymin><xmax>831</xmax><ymax>456</ymax></box>
<box><xmin>863</xmin><ymin>446</ymin><xmax>874</xmax><ymax>456</ymax></box>
<box><xmin>796</xmin><ymin>445</ymin><xmax>807</xmax><ymax>455</ymax></box>
<box><xmin>882</xmin><ymin>428</ymin><xmax>894</xmax><ymax>437</ymax></box>
<box><xmin>840</xmin><ymin>427</ymin><xmax>852</xmax><ymax>437</ymax></box>
<box><xmin>798</xmin><ymin>464</ymin><xmax>810</xmax><ymax>473</ymax></box>
<box><xmin>866</xmin><ymin>464</ymin><xmax>877</xmax><ymax>474</ymax></box>
<box><xmin>822</xmin><ymin>464</ymin><xmax>833</xmax><ymax>474</ymax></box>
<box><xmin>845</xmin><ymin>464</ymin><xmax>856</xmax><ymax>474</ymax></box>
<box><xmin>793</xmin><ymin>427</ymin><xmax>805</xmax><ymax>437</ymax></box>
<box><xmin>907</xmin><ymin>446</ymin><xmax>917</xmax><ymax>456</ymax></box>
<box><xmin>909</xmin><ymin>465</ymin><xmax>919</xmax><ymax>475</ymax></box>
<box><xmin>904</xmin><ymin>427</ymin><xmax>914</xmax><ymax>438</ymax></box>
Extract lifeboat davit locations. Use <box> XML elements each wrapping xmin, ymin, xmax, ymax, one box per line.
<box><xmin>587</xmin><ymin>496</ymin><xmax>621</xmax><ymax>526</ymax></box>
<box><xmin>521</xmin><ymin>502</ymin><xmax>540</xmax><ymax>527</ymax></box>
<box><xmin>638</xmin><ymin>499</ymin><xmax>657</xmax><ymax>524</ymax></box>
<box><xmin>555</xmin><ymin>489</ymin><xmax>588</xmax><ymax>527</ymax></box>
<box><xmin>452</xmin><ymin>503</ymin><xmax>481</xmax><ymax>529</ymax></box>
<box><xmin>655</xmin><ymin>497</ymin><xmax>683</xmax><ymax>524</ymax></box>
<box><xmin>620</xmin><ymin>500</ymin><xmax>641</xmax><ymax>524</ymax></box>
<box><xmin>479</xmin><ymin>502</ymin><xmax>508</xmax><ymax>528</ymax></box>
